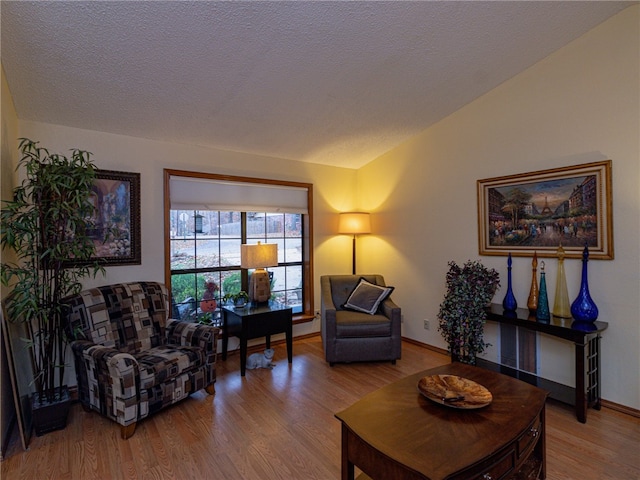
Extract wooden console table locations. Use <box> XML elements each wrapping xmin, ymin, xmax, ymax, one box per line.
<box><xmin>336</xmin><ymin>363</ymin><xmax>548</xmax><ymax>480</ymax></box>
<box><xmin>476</xmin><ymin>304</ymin><xmax>608</xmax><ymax>424</ymax></box>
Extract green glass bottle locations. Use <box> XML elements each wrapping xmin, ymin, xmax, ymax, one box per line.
<box><xmin>536</xmin><ymin>261</ymin><xmax>550</xmax><ymax>322</ymax></box>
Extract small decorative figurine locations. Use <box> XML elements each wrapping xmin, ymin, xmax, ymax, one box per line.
<box><xmin>200</xmin><ymin>280</ymin><xmax>219</xmax><ymax>313</ymax></box>
<box><xmin>246</xmin><ymin>348</ymin><xmax>276</xmax><ymax>370</ymax></box>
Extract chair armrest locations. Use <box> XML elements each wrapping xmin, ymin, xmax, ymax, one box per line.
<box><xmin>71</xmin><ymin>340</ymin><xmax>129</xmax><ymax>358</ymax></box>
<box><xmin>380</xmin><ymin>297</ymin><xmax>401</xmax><ymax>321</ymax></box>
<box><xmin>321</xmin><ymin>277</ymin><xmax>338</xmax><ymax>331</ymax></box>
<box><xmin>321</xmin><ymin>275</ymin><xmax>338</xmax><ymax>312</ymax></box>
<box><xmin>69</xmin><ymin>339</ymin><xmax>97</xmax><ymax>351</ymax></box>
<box><xmin>71</xmin><ymin>341</ymin><xmax>140</xmax><ymax>376</ymax></box>
<box><xmin>381</xmin><ymin>298</ymin><xmax>402</xmax><ymax>338</ymax></box>
<box><xmin>166</xmin><ymin>319</ymin><xmax>219</xmax><ymax>355</ymax></box>
<box><xmin>70</xmin><ymin>341</ymin><xmax>141</xmax><ymax>422</ymax></box>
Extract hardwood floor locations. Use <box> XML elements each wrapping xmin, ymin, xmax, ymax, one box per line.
<box><xmin>2</xmin><ymin>336</ymin><xmax>639</xmax><ymax>479</ymax></box>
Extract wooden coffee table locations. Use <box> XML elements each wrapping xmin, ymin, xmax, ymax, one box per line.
<box><xmin>335</xmin><ymin>363</ymin><xmax>548</xmax><ymax>480</ymax></box>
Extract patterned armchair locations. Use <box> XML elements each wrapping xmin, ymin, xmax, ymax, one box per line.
<box><xmin>63</xmin><ymin>282</ymin><xmax>218</xmax><ymax>439</ymax></box>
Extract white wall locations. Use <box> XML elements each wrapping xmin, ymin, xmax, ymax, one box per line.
<box><xmin>15</xmin><ymin>120</ymin><xmax>360</xmax><ymax>340</ymax></box>
<box><xmin>358</xmin><ymin>6</ymin><xmax>639</xmax><ymax>409</ymax></box>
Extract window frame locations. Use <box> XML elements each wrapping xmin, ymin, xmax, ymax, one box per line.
<box><xmin>163</xmin><ymin>169</ymin><xmax>314</xmax><ymax>322</ymax></box>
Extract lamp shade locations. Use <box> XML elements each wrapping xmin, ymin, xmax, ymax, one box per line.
<box><xmin>241</xmin><ymin>242</ymin><xmax>278</xmax><ymax>269</ymax></box>
<box><xmin>338</xmin><ymin>212</ymin><xmax>371</xmax><ymax>234</ymax></box>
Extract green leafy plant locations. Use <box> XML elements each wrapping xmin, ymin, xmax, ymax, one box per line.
<box><xmin>437</xmin><ymin>260</ymin><xmax>500</xmax><ymax>365</ymax></box>
<box><xmin>1</xmin><ymin>138</ymin><xmax>105</xmax><ymax>403</ymax></box>
<box><xmin>222</xmin><ymin>290</ymin><xmax>249</xmax><ymax>306</ymax></box>
<box><xmin>197</xmin><ymin>312</ymin><xmax>213</xmax><ymax>325</ymax></box>
<box><xmin>222</xmin><ymin>271</ymin><xmax>242</xmax><ymax>296</ymax></box>
<box><xmin>171</xmin><ymin>273</ymin><xmax>197</xmax><ymax>305</ymax></box>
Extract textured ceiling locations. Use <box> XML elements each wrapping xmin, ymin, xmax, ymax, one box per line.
<box><xmin>1</xmin><ymin>1</ymin><xmax>634</xmax><ymax>169</ymax></box>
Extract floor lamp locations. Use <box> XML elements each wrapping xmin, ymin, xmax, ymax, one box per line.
<box><xmin>338</xmin><ymin>212</ymin><xmax>371</xmax><ymax>275</ymax></box>
<box><xmin>241</xmin><ymin>241</ymin><xmax>278</xmax><ymax>304</ymax></box>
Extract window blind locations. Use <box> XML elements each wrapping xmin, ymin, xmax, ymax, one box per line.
<box><xmin>170</xmin><ymin>176</ymin><xmax>309</xmax><ymax>214</ymax></box>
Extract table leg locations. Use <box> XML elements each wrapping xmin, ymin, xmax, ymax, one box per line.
<box><xmin>575</xmin><ymin>340</ymin><xmax>587</xmax><ymax>423</ymax></box>
<box><xmin>286</xmin><ymin>322</ymin><xmax>293</xmax><ymax>364</ymax></box>
<box><xmin>594</xmin><ymin>335</ymin><xmax>602</xmax><ymax>410</ymax></box>
<box><xmin>221</xmin><ymin>310</ymin><xmax>229</xmax><ymax>361</ymax></box>
<box><xmin>266</xmin><ymin>335</ymin><xmax>271</xmax><ymax>349</ymax></box>
<box><xmin>240</xmin><ymin>336</ymin><xmax>248</xmax><ymax>376</ymax></box>
<box><xmin>341</xmin><ymin>425</ymin><xmax>355</xmax><ymax>480</ymax></box>
<box><xmin>539</xmin><ymin>403</ymin><xmax>547</xmax><ymax>479</ymax></box>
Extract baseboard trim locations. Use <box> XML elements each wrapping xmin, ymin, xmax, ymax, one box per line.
<box><xmin>290</xmin><ymin>332</ymin><xmax>321</xmax><ymax>342</ymax></box>
<box><xmin>601</xmin><ymin>399</ymin><xmax>640</xmax><ymax>418</ymax></box>
<box><xmin>401</xmin><ymin>336</ymin><xmax>450</xmax><ymax>357</ymax></box>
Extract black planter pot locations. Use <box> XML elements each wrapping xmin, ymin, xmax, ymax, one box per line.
<box><xmin>31</xmin><ymin>386</ymin><xmax>71</xmax><ymax>436</ymax></box>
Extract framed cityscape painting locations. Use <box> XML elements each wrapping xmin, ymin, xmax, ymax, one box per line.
<box><xmin>477</xmin><ymin>160</ymin><xmax>613</xmax><ymax>259</ymax></box>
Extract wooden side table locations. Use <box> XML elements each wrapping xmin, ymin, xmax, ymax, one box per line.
<box><xmin>221</xmin><ymin>302</ymin><xmax>293</xmax><ymax>376</ymax></box>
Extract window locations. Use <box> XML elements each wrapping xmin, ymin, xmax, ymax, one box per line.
<box><xmin>164</xmin><ymin>170</ymin><xmax>313</xmax><ymax>325</ymax></box>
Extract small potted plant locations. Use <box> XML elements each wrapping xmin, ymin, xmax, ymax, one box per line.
<box><xmin>437</xmin><ymin>260</ymin><xmax>500</xmax><ymax>365</ymax></box>
<box><xmin>197</xmin><ymin>311</ymin><xmax>213</xmax><ymax>326</ymax></box>
<box><xmin>223</xmin><ymin>290</ymin><xmax>249</xmax><ymax>308</ymax></box>
<box><xmin>1</xmin><ymin>138</ymin><xmax>105</xmax><ymax>435</ymax></box>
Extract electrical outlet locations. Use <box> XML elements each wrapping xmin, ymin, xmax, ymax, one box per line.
<box><xmin>423</xmin><ymin>319</ymin><xmax>430</xmax><ymax>330</ymax></box>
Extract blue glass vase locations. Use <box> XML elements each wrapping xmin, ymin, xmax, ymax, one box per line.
<box><xmin>571</xmin><ymin>245</ymin><xmax>599</xmax><ymax>322</ymax></box>
<box><xmin>536</xmin><ymin>262</ymin><xmax>550</xmax><ymax>322</ymax></box>
<box><xmin>502</xmin><ymin>253</ymin><xmax>518</xmax><ymax>311</ymax></box>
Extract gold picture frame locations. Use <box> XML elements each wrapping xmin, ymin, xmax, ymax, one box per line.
<box><xmin>477</xmin><ymin>160</ymin><xmax>613</xmax><ymax>259</ymax></box>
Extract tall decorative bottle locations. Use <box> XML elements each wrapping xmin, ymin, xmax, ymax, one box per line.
<box><xmin>502</xmin><ymin>253</ymin><xmax>518</xmax><ymax>311</ymax></box>
<box><xmin>571</xmin><ymin>244</ymin><xmax>599</xmax><ymax>322</ymax></box>
<box><xmin>536</xmin><ymin>261</ymin><xmax>550</xmax><ymax>321</ymax></box>
<box><xmin>553</xmin><ymin>245</ymin><xmax>571</xmax><ymax>318</ymax></box>
<box><xmin>527</xmin><ymin>252</ymin><xmax>539</xmax><ymax>314</ymax></box>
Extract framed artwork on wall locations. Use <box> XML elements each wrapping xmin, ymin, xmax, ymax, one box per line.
<box><xmin>477</xmin><ymin>160</ymin><xmax>613</xmax><ymax>260</ymax></box>
<box><xmin>68</xmin><ymin>169</ymin><xmax>141</xmax><ymax>266</ymax></box>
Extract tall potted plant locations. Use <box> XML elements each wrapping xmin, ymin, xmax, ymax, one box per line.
<box><xmin>437</xmin><ymin>260</ymin><xmax>500</xmax><ymax>365</ymax></box>
<box><xmin>1</xmin><ymin>138</ymin><xmax>105</xmax><ymax>435</ymax></box>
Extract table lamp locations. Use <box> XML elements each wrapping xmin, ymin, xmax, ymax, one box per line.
<box><xmin>241</xmin><ymin>241</ymin><xmax>278</xmax><ymax>304</ymax></box>
<box><xmin>338</xmin><ymin>212</ymin><xmax>371</xmax><ymax>274</ymax></box>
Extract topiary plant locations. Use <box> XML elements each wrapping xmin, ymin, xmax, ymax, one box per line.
<box><xmin>437</xmin><ymin>260</ymin><xmax>500</xmax><ymax>365</ymax></box>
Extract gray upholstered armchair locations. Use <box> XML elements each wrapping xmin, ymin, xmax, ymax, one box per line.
<box><xmin>63</xmin><ymin>281</ymin><xmax>218</xmax><ymax>439</ymax></box>
<box><xmin>320</xmin><ymin>274</ymin><xmax>401</xmax><ymax>365</ymax></box>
